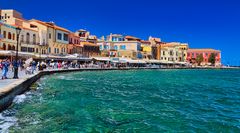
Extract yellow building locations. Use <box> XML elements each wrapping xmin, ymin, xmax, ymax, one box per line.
<box><xmin>0</xmin><ymin>9</ymin><xmax>42</xmax><ymax>55</ymax></box>
<box><xmin>160</xmin><ymin>42</ymin><xmax>189</xmax><ymax>62</ymax></box>
<box><xmin>141</xmin><ymin>40</ymin><xmax>152</xmax><ymax>59</ymax></box>
<box><xmin>29</xmin><ymin>20</ymin><xmax>70</xmax><ymax>55</ymax></box>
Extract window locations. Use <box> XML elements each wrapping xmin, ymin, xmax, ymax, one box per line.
<box><xmin>79</xmin><ymin>32</ymin><xmax>85</xmax><ymax>37</ymax></box>
<box><xmin>12</xmin><ymin>33</ymin><xmax>15</xmax><ymax>40</ymax></box>
<box><xmin>54</xmin><ymin>48</ymin><xmax>57</xmax><ymax>53</ymax></box>
<box><xmin>176</xmin><ymin>51</ymin><xmax>178</xmax><ymax>56</ymax></box>
<box><xmin>3</xmin><ymin>31</ymin><xmax>6</xmax><ymax>38</ymax></box>
<box><xmin>43</xmin><ymin>39</ymin><xmax>46</xmax><ymax>45</ymax></box>
<box><xmin>120</xmin><ymin>45</ymin><xmax>126</xmax><ymax>50</ymax></box>
<box><xmin>21</xmin><ymin>47</ymin><xmax>27</xmax><ymax>52</ymax></box>
<box><xmin>21</xmin><ymin>35</ymin><xmax>24</xmax><ymax>42</ymax></box>
<box><xmin>170</xmin><ymin>50</ymin><xmax>173</xmax><ymax>56</ymax></box>
<box><xmin>163</xmin><ymin>51</ymin><xmax>165</xmax><ymax>55</ymax></box>
<box><xmin>33</xmin><ymin>34</ymin><xmax>36</xmax><ymax>44</ymax></box>
<box><xmin>104</xmin><ymin>45</ymin><xmax>109</xmax><ymax>50</ymax></box>
<box><xmin>3</xmin><ymin>43</ymin><xmax>6</xmax><ymax>50</ymax></box>
<box><xmin>49</xmin><ymin>33</ymin><xmax>51</xmax><ymax>39</ymax></box>
<box><xmin>114</xmin><ymin>45</ymin><xmax>118</xmax><ymax>50</ymax></box>
<box><xmin>36</xmin><ymin>48</ymin><xmax>38</xmax><ymax>53</ymax></box>
<box><xmin>48</xmin><ymin>48</ymin><xmax>51</xmax><ymax>53</ymax></box>
<box><xmin>8</xmin><ymin>32</ymin><xmax>11</xmax><ymax>39</ymax></box>
<box><xmin>57</xmin><ymin>33</ymin><xmax>62</xmax><ymax>40</ymax></box>
<box><xmin>64</xmin><ymin>34</ymin><xmax>68</xmax><ymax>41</ymax></box>
<box><xmin>26</xmin><ymin>33</ymin><xmax>30</xmax><ymax>43</ymax></box>
<box><xmin>28</xmin><ymin>48</ymin><xmax>35</xmax><ymax>53</ymax></box>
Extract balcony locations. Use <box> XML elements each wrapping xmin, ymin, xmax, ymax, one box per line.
<box><xmin>40</xmin><ymin>42</ymin><xmax>49</xmax><ymax>46</ymax></box>
<box><xmin>20</xmin><ymin>41</ymin><xmax>40</xmax><ymax>45</ymax></box>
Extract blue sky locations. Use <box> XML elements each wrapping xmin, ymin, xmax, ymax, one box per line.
<box><xmin>0</xmin><ymin>0</ymin><xmax>240</xmax><ymax>65</ymax></box>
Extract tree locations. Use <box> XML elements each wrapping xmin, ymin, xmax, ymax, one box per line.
<box><xmin>209</xmin><ymin>53</ymin><xmax>216</xmax><ymax>65</ymax></box>
<box><xmin>196</xmin><ymin>54</ymin><xmax>204</xmax><ymax>66</ymax></box>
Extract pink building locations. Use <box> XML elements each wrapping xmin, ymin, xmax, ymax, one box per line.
<box><xmin>68</xmin><ymin>33</ymin><xmax>82</xmax><ymax>55</ymax></box>
<box><xmin>187</xmin><ymin>49</ymin><xmax>221</xmax><ymax>66</ymax></box>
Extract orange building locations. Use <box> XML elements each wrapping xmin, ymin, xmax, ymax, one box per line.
<box><xmin>81</xmin><ymin>41</ymin><xmax>100</xmax><ymax>57</ymax></box>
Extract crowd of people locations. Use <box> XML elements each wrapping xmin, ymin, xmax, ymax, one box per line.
<box><xmin>0</xmin><ymin>57</ymin><xmax>150</xmax><ymax>80</ymax></box>
<box><xmin>0</xmin><ymin>58</ymin><xmax>37</xmax><ymax>80</ymax></box>
<box><xmin>0</xmin><ymin>58</ymin><xmax>117</xmax><ymax>80</ymax></box>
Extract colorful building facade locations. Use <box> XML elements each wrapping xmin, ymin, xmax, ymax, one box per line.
<box><xmin>68</xmin><ymin>33</ymin><xmax>82</xmax><ymax>55</ymax></box>
<box><xmin>98</xmin><ymin>34</ymin><xmax>142</xmax><ymax>59</ymax></box>
<box><xmin>0</xmin><ymin>17</ymin><xmax>41</xmax><ymax>55</ymax></box>
<box><xmin>187</xmin><ymin>49</ymin><xmax>221</xmax><ymax>66</ymax></box>
<box><xmin>160</xmin><ymin>42</ymin><xmax>188</xmax><ymax>62</ymax></box>
<box><xmin>0</xmin><ymin>9</ymin><xmax>223</xmax><ymax>66</ymax></box>
<box><xmin>29</xmin><ymin>20</ymin><xmax>70</xmax><ymax>55</ymax></box>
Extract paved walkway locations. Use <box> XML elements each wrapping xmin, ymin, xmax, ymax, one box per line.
<box><xmin>0</xmin><ymin>69</ymin><xmax>32</xmax><ymax>89</ymax></box>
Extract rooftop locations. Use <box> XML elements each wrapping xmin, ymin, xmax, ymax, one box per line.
<box><xmin>29</xmin><ymin>19</ymin><xmax>71</xmax><ymax>33</ymax></box>
<box><xmin>188</xmin><ymin>48</ymin><xmax>221</xmax><ymax>52</ymax></box>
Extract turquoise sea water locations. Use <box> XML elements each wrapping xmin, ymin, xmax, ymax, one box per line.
<box><xmin>1</xmin><ymin>69</ymin><xmax>240</xmax><ymax>132</ymax></box>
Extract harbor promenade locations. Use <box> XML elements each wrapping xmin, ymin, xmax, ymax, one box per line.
<box><xmin>0</xmin><ymin>70</ymin><xmax>31</xmax><ymax>89</ymax></box>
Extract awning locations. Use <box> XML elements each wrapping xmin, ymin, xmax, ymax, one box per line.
<box><xmin>92</xmin><ymin>57</ymin><xmax>111</xmax><ymax>61</ymax></box>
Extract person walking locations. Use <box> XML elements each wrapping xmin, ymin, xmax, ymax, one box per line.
<box><xmin>31</xmin><ymin>60</ymin><xmax>36</xmax><ymax>74</ymax></box>
<box><xmin>1</xmin><ymin>59</ymin><xmax>10</xmax><ymax>80</ymax></box>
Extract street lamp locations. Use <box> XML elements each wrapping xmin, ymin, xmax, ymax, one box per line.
<box><xmin>13</xmin><ymin>27</ymin><xmax>22</xmax><ymax>79</ymax></box>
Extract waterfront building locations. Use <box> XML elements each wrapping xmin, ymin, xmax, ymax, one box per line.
<box><xmin>160</xmin><ymin>42</ymin><xmax>188</xmax><ymax>62</ymax></box>
<box><xmin>81</xmin><ymin>41</ymin><xmax>100</xmax><ymax>57</ymax></box>
<box><xmin>0</xmin><ymin>21</ymin><xmax>18</xmax><ymax>51</ymax></box>
<box><xmin>75</xmin><ymin>29</ymin><xmax>98</xmax><ymax>43</ymax></box>
<box><xmin>0</xmin><ymin>9</ymin><xmax>22</xmax><ymax>25</ymax></box>
<box><xmin>146</xmin><ymin>36</ymin><xmax>162</xmax><ymax>60</ymax></box>
<box><xmin>187</xmin><ymin>49</ymin><xmax>221</xmax><ymax>66</ymax></box>
<box><xmin>68</xmin><ymin>33</ymin><xmax>83</xmax><ymax>55</ymax></box>
<box><xmin>149</xmin><ymin>36</ymin><xmax>161</xmax><ymax>45</ymax></box>
<box><xmin>0</xmin><ymin>10</ymin><xmax>42</xmax><ymax>55</ymax></box>
<box><xmin>29</xmin><ymin>20</ymin><xmax>70</xmax><ymax>55</ymax></box>
<box><xmin>74</xmin><ymin>29</ymin><xmax>100</xmax><ymax>57</ymax></box>
<box><xmin>97</xmin><ymin>34</ymin><xmax>142</xmax><ymax>59</ymax></box>
<box><xmin>141</xmin><ymin>40</ymin><xmax>152</xmax><ymax>59</ymax></box>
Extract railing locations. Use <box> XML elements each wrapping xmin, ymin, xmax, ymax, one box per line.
<box><xmin>40</xmin><ymin>42</ymin><xmax>49</xmax><ymax>46</ymax></box>
<box><xmin>20</xmin><ymin>41</ymin><xmax>43</xmax><ymax>45</ymax></box>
